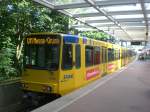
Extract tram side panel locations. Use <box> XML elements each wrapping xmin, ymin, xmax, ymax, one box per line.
<box><xmin>83</xmin><ymin>40</ymin><xmax>103</xmax><ymax>86</ymax></box>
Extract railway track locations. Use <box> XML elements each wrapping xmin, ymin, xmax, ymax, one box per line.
<box><xmin>19</xmin><ymin>94</ymin><xmax>60</xmax><ymax>112</ymax></box>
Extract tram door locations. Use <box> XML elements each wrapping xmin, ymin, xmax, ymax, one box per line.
<box><xmin>59</xmin><ymin>44</ymin><xmax>82</xmax><ymax>95</ymax></box>
<box><xmin>59</xmin><ymin>44</ymin><xmax>75</xmax><ymax>95</ymax></box>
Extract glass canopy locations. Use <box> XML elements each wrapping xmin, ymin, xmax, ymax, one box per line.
<box><xmin>33</xmin><ymin>0</ymin><xmax>150</xmax><ymax>41</ymax></box>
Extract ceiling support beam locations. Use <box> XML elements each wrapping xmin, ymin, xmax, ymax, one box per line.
<box><xmin>73</xmin><ymin>10</ymin><xmax>150</xmax><ymax>18</ymax></box>
<box><xmin>71</xmin><ymin>23</ymin><xmax>147</xmax><ymax>28</ymax></box>
<box><xmin>72</xmin><ymin>22</ymin><xmax>148</xmax><ymax>28</ymax></box>
<box><xmin>85</xmin><ymin>18</ymin><xmax>150</xmax><ymax>23</ymax></box>
<box><xmin>103</xmin><ymin>27</ymin><xmax>146</xmax><ymax>31</ymax></box>
<box><xmin>71</xmin><ymin>24</ymin><xmax>115</xmax><ymax>28</ymax></box>
<box><xmin>55</xmin><ymin>3</ymin><xmax>90</xmax><ymax>10</ymax></box>
<box><xmin>139</xmin><ymin>0</ymin><xmax>149</xmax><ymax>41</ymax></box>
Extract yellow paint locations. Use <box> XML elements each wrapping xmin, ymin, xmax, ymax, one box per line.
<box><xmin>22</xmin><ymin>69</ymin><xmax>59</xmax><ymax>93</ymax></box>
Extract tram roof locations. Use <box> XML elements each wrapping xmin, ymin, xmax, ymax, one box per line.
<box><xmin>33</xmin><ymin>0</ymin><xmax>150</xmax><ymax>42</ymax></box>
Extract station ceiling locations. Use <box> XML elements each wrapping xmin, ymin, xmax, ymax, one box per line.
<box><xmin>33</xmin><ymin>0</ymin><xmax>150</xmax><ymax>41</ymax></box>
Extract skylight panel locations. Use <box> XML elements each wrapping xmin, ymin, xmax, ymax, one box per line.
<box><xmin>65</xmin><ymin>7</ymin><xmax>98</xmax><ymax>14</ymax></box>
<box><xmin>41</xmin><ymin>0</ymin><xmax>55</xmax><ymax>5</ymax></box>
<box><xmin>101</xmin><ymin>4</ymin><xmax>141</xmax><ymax>12</ymax></box>
<box><xmin>52</xmin><ymin>0</ymin><xmax>85</xmax><ymax>5</ymax></box>
<box><xmin>90</xmin><ymin>22</ymin><xmax>114</xmax><ymax>26</ymax></box>
<box><xmin>80</xmin><ymin>16</ymin><xmax>107</xmax><ymax>21</ymax></box>
<box><xmin>94</xmin><ymin>0</ymin><xmax>108</xmax><ymax>1</ymax></box>
<box><xmin>145</xmin><ymin>3</ymin><xmax>150</xmax><ymax>10</ymax></box>
<box><xmin>147</xmin><ymin>14</ymin><xmax>150</xmax><ymax>18</ymax></box>
<box><xmin>76</xmin><ymin>28</ymin><xmax>97</xmax><ymax>31</ymax></box>
<box><xmin>113</xmin><ymin>14</ymin><xmax>144</xmax><ymax>19</ymax></box>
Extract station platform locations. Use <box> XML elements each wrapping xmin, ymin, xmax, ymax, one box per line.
<box><xmin>32</xmin><ymin>60</ymin><xmax>150</xmax><ymax>112</ymax></box>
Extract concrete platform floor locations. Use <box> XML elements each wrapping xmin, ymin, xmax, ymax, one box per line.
<box><xmin>33</xmin><ymin>60</ymin><xmax>150</xmax><ymax>112</ymax></box>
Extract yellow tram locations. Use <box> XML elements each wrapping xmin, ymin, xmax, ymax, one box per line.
<box><xmin>21</xmin><ymin>33</ymin><xmax>135</xmax><ymax>96</ymax></box>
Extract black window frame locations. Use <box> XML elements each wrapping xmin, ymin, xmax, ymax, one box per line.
<box><xmin>102</xmin><ymin>47</ymin><xmax>106</xmax><ymax>63</ymax></box>
<box><xmin>75</xmin><ymin>44</ymin><xmax>81</xmax><ymax>69</ymax></box>
<box><xmin>85</xmin><ymin>46</ymin><xmax>94</xmax><ymax>67</ymax></box>
<box><xmin>94</xmin><ymin>46</ymin><xmax>100</xmax><ymax>65</ymax></box>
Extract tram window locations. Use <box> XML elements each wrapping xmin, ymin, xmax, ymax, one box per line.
<box><xmin>25</xmin><ymin>45</ymin><xmax>36</xmax><ymax>66</ymax></box>
<box><xmin>108</xmin><ymin>48</ymin><xmax>114</xmax><ymax>61</ymax></box>
<box><xmin>102</xmin><ymin>47</ymin><xmax>107</xmax><ymax>63</ymax></box>
<box><xmin>102</xmin><ymin>47</ymin><xmax>106</xmax><ymax>63</ymax></box>
<box><xmin>104</xmin><ymin>47</ymin><xmax>107</xmax><ymax>63</ymax></box>
<box><xmin>75</xmin><ymin>44</ymin><xmax>81</xmax><ymax>69</ymax></box>
<box><xmin>118</xmin><ymin>50</ymin><xmax>120</xmax><ymax>59</ymax></box>
<box><xmin>108</xmin><ymin>48</ymin><xmax>111</xmax><ymax>61</ymax></box>
<box><xmin>101</xmin><ymin>47</ymin><xmax>104</xmax><ymax>63</ymax></box>
<box><xmin>114</xmin><ymin>50</ymin><xmax>116</xmax><ymax>60</ymax></box>
<box><xmin>123</xmin><ymin>50</ymin><xmax>125</xmax><ymax>58</ymax></box>
<box><xmin>46</xmin><ymin>45</ymin><xmax>60</xmax><ymax>70</ymax></box>
<box><xmin>94</xmin><ymin>47</ymin><xmax>100</xmax><ymax>65</ymax></box>
<box><xmin>112</xmin><ymin>49</ymin><xmax>115</xmax><ymax>61</ymax></box>
<box><xmin>117</xmin><ymin>50</ymin><xmax>119</xmax><ymax>59</ymax></box>
<box><xmin>116</xmin><ymin>50</ymin><xmax>118</xmax><ymax>60</ymax></box>
<box><xmin>85</xmin><ymin>46</ymin><xmax>94</xmax><ymax>67</ymax></box>
<box><xmin>25</xmin><ymin>45</ymin><xmax>45</xmax><ymax>67</ymax></box>
<box><xmin>25</xmin><ymin>45</ymin><xmax>60</xmax><ymax>70</ymax></box>
<box><xmin>123</xmin><ymin>51</ymin><xmax>125</xmax><ymax>58</ymax></box>
<box><xmin>115</xmin><ymin>50</ymin><xmax>117</xmax><ymax>60</ymax></box>
<box><xmin>62</xmin><ymin>44</ymin><xmax>73</xmax><ymax>70</ymax></box>
<box><xmin>37</xmin><ymin>46</ymin><xmax>45</xmax><ymax>67</ymax></box>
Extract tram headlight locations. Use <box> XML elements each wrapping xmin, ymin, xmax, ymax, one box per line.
<box><xmin>22</xmin><ymin>83</ymin><xmax>25</xmax><ymax>87</ymax></box>
<box><xmin>22</xmin><ymin>83</ymin><xmax>28</xmax><ymax>89</ymax></box>
<box><xmin>42</xmin><ymin>85</ymin><xmax>52</xmax><ymax>92</ymax></box>
<box><xmin>47</xmin><ymin>86</ymin><xmax>51</xmax><ymax>91</ymax></box>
